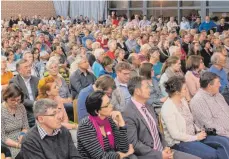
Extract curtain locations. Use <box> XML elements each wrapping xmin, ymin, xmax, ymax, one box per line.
<box><xmin>53</xmin><ymin>0</ymin><xmax>70</xmax><ymax>18</ymax></box>
<box><xmin>69</xmin><ymin>0</ymin><xmax>107</xmax><ymax>22</ymax></box>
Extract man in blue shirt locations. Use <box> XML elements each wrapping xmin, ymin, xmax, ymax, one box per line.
<box><xmin>209</xmin><ymin>52</ymin><xmax>228</xmax><ymax>92</ymax></box>
<box><xmin>199</xmin><ymin>16</ymin><xmax>217</xmax><ymax>33</ymax></box>
<box><xmin>77</xmin><ymin>75</ymin><xmax>116</xmax><ymax>122</ymax></box>
<box><xmin>81</xmin><ymin>29</ymin><xmax>95</xmax><ymax>47</ymax></box>
<box><xmin>111</xmin><ymin>62</ymin><xmax>132</xmax><ymax>112</ymax></box>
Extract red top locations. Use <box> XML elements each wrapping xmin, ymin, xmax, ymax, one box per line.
<box><xmin>112</xmin><ymin>19</ymin><xmax>119</xmax><ymax>26</ymax></box>
<box><xmin>97</xmin><ymin>39</ymin><xmax>108</xmax><ymax>49</ymax></box>
<box><xmin>106</xmin><ymin>51</ymin><xmax>115</xmax><ymax>60</ymax></box>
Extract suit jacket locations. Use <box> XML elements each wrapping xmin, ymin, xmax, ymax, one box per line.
<box><xmin>9</xmin><ymin>75</ymin><xmax>39</xmax><ymax>127</ymax></box>
<box><xmin>122</xmin><ymin>100</ymin><xmax>165</xmax><ymax>159</ymax></box>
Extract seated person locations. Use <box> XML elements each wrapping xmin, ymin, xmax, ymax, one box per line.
<box><xmin>190</xmin><ymin>72</ymin><xmax>229</xmax><ymax>138</ymax></box>
<box><xmin>77</xmin><ymin>91</ymin><xmax>134</xmax><ymax>159</ymax></box>
<box><xmin>209</xmin><ymin>52</ymin><xmax>228</xmax><ymax>93</ymax></box>
<box><xmin>162</xmin><ymin>76</ymin><xmax>229</xmax><ymax>159</ymax></box>
<box><xmin>139</xmin><ymin>62</ymin><xmax>167</xmax><ymax>107</ymax></box>
<box><xmin>98</xmin><ymin>56</ymin><xmax>116</xmax><ymax>79</ymax></box>
<box><xmin>20</xmin><ymin>99</ymin><xmax>82</xmax><ymax>158</ymax></box>
<box><xmin>1</xmin><ymin>84</ymin><xmax>29</xmax><ymax>158</ymax></box>
<box><xmin>9</xmin><ymin>59</ymin><xmax>39</xmax><ymax>128</ymax></box>
<box><xmin>111</xmin><ymin>62</ymin><xmax>132</xmax><ymax>112</ymax></box>
<box><xmin>92</xmin><ymin>48</ymin><xmax>105</xmax><ymax>78</ymax></box>
<box><xmin>122</xmin><ymin>76</ymin><xmax>199</xmax><ymax>159</ymax></box>
<box><xmin>1</xmin><ymin>56</ymin><xmax>13</xmax><ymax>90</ymax></box>
<box><xmin>45</xmin><ymin>58</ymin><xmax>73</xmax><ymax>121</ymax></box>
<box><xmin>78</xmin><ymin>75</ymin><xmax>116</xmax><ymax>122</ymax></box>
<box><xmin>185</xmin><ymin>55</ymin><xmax>205</xmax><ymax>98</ymax></box>
<box><xmin>70</xmin><ymin>56</ymin><xmax>96</xmax><ymax>99</ymax></box>
<box><xmin>37</xmin><ymin>76</ymin><xmax>77</xmax><ymax>129</ymax></box>
<box><xmin>159</xmin><ymin>56</ymin><xmax>183</xmax><ymax>97</ymax></box>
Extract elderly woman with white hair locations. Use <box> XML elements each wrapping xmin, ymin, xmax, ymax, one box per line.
<box><xmin>46</xmin><ymin>58</ymin><xmax>74</xmax><ymax>121</ymax></box>
<box><xmin>92</xmin><ymin>48</ymin><xmax>105</xmax><ymax>78</ymax></box>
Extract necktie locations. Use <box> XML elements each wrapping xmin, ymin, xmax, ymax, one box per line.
<box><xmin>141</xmin><ymin>106</ymin><xmax>163</xmax><ymax>151</ymax></box>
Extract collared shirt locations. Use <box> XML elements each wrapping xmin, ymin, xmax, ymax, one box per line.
<box><xmin>180</xmin><ymin>21</ymin><xmax>190</xmax><ymax>30</ymax></box>
<box><xmin>37</xmin><ymin>124</ymin><xmax>61</xmax><ymax>140</ymax></box>
<box><xmin>209</xmin><ymin>65</ymin><xmax>228</xmax><ymax>92</ymax></box>
<box><xmin>111</xmin><ymin>78</ymin><xmax>131</xmax><ymax>112</ymax></box>
<box><xmin>190</xmin><ymin>89</ymin><xmax>229</xmax><ymax>138</ymax></box>
<box><xmin>125</xmin><ymin>39</ymin><xmax>137</xmax><ymax>52</ymax></box>
<box><xmin>21</xmin><ymin>76</ymin><xmax>34</xmax><ymax>100</ymax></box>
<box><xmin>70</xmin><ymin>68</ymin><xmax>96</xmax><ymax>99</ymax></box>
<box><xmin>139</xmin><ymin>20</ymin><xmax>151</xmax><ymax>28</ymax></box>
<box><xmin>132</xmin><ymin>98</ymin><xmax>163</xmax><ymax>151</ymax></box>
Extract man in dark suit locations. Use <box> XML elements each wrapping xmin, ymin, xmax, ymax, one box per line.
<box><xmin>10</xmin><ymin>59</ymin><xmax>39</xmax><ymax>127</ymax></box>
<box><xmin>122</xmin><ymin>76</ymin><xmax>200</xmax><ymax>159</ymax></box>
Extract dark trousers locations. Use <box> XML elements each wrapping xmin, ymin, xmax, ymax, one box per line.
<box><xmin>64</xmin><ymin>103</ymin><xmax>74</xmax><ymax>122</ymax></box>
<box><xmin>172</xmin><ymin>135</ymin><xmax>229</xmax><ymax>159</ymax></box>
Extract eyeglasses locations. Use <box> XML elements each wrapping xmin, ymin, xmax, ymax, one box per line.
<box><xmin>9</xmin><ymin>98</ymin><xmax>21</xmax><ymax>104</ymax></box>
<box><xmin>101</xmin><ymin>102</ymin><xmax>112</xmax><ymax>108</ymax></box>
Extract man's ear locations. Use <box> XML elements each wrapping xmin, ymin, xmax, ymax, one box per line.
<box><xmin>37</xmin><ymin>116</ymin><xmax>44</xmax><ymax>123</ymax></box>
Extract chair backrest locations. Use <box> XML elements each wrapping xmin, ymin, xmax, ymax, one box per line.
<box><xmin>158</xmin><ymin>113</ymin><xmax>164</xmax><ymax>135</ymax></box>
<box><xmin>73</xmin><ymin>99</ymin><xmax>78</xmax><ymax>123</ymax></box>
<box><xmin>1</xmin><ymin>153</ymin><xmax>5</xmax><ymax>159</ymax></box>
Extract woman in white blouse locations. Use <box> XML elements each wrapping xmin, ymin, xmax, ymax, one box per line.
<box><xmin>161</xmin><ymin>76</ymin><xmax>229</xmax><ymax>159</ymax></box>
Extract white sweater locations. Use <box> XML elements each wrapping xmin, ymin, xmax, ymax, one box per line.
<box><xmin>161</xmin><ymin>98</ymin><xmax>198</xmax><ymax>147</ymax></box>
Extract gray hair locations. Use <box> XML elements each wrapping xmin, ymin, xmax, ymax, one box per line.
<box><xmin>69</xmin><ymin>55</ymin><xmax>84</xmax><ymax>75</ymax></box>
<box><xmin>211</xmin><ymin>52</ymin><xmax>222</xmax><ymax>65</ymax></box>
<box><xmin>33</xmin><ymin>98</ymin><xmax>58</xmax><ymax>119</ymax></box>
<box><xmin>46</xmin><ymin>57</ymin><xmax>60</xmax><ymax>71</ymax></box>
<box><xmin>94</xmin><ymin>48</ymin><xmax>105</xmax><ymax>59</ymax></box>
<box><xmin>22</xmin><ymin>51</ymin><xmax>32</xmax><ymax>59</ymax></box>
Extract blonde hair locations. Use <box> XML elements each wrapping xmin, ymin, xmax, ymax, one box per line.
<box><xmin>92</xmin><ymin>42</ymin><xmax>101</xmax><ymax>50</ymax></box>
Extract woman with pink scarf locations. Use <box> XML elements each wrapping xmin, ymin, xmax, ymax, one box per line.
<box><xmin>77</xmin><ymin>90</ymin><xmax>135</xmax><ymax>159</ymax></box>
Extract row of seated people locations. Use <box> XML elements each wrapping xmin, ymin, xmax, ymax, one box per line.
<box><xmin>2</xmin><ymin>61</ymin><xmax>229</xmax><ymax>159</ymax></box>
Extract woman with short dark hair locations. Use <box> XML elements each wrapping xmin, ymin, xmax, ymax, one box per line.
<box><xmin>161</xmin><ymin>76</ymin><xmax>229</xmax><ymax>159</ymax></box>
<box><xmin>200</xmin><ymin>40</ymin><xmax>213</xmax><ymax>68</ymax></box>
<box><xmin>1</xmin><ymin>84</ymin><xmax>29</xmax><ymax>158</ymax></box>
<box><xmin>77</xmin><ymin>90</ymin><xmax>134</xmax><ymax>159</ymax></box>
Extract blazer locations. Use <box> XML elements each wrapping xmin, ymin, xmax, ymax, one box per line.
<box><xmin>9</xmin><ymin>75</ymin><xmax>39</xmax><ymax>127</ymax></box>
<box><xmin>122</xmin><ymin>100</ymin><xmax>164</xmax><ymax>159</ymax></box>
<box><xmin>161</xmin><ymin>98</ymin><xmax>197</xmax><ymax>147</ymax></box>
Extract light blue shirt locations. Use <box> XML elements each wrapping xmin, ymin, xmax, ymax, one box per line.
<box><xmin>92</xmin><ymin>61</ymin><xmax>103</xmax><ymax>78</ymax></box>
<box><xmin>209</xmin><ymin>65</ymin><xmax>228</xmax><ymax>92</ymax></box>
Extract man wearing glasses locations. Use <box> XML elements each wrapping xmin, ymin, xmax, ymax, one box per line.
<box><xmin>19</xmin><ymin>99</ymin><xmax>82</xmax><ymax>158</ymax></box>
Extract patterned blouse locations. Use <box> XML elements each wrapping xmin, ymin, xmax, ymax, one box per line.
<box><xmin>1</xmin><ymin>102</ymin><xmax>29</xmax><ymax>158</ymax></box>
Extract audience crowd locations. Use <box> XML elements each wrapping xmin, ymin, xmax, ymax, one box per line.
<box><xmin>1</xmin><ymin>12</ymin><xmax>229</xmax><ymax>159</ymax></box>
